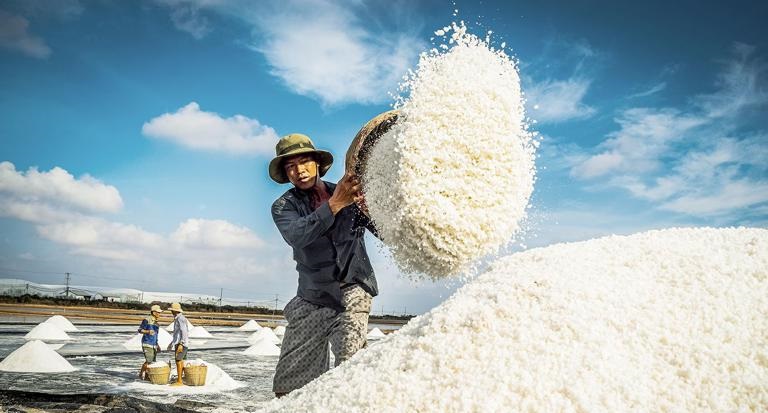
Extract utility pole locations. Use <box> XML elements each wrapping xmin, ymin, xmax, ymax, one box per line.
<box><xmin>273</xmin><ymin>294</ymin><xmax>279</xmax><ymax>317</ymax></box>
<box><xmin>64</xmin><ymin>273</ymin><xmax>71</xmax><ymax>298</ymax></box>
<box><xmin>219</xmin><ymin>288</ymin><xmax>223</xmax><ymax>308</ymax></box>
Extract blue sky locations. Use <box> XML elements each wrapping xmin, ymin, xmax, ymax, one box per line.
<box><xmin>0</xmin><ymin>0</ymin><xmax>766</xmax><ymax>314</ymax></box>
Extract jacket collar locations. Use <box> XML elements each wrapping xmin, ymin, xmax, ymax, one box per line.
<box><xmin>290</xmin><ymin>180</ymin><xmax>336</xmax><ymax>200</ymax></box>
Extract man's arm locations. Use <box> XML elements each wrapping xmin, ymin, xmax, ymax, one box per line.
<box><xmin>179</xmin><ymin>317</ymin><xmax>189</xmax><ymax>347</ymax></box>
<box><xmin>138</xmin><ymin>318</ymin><xmax>149</xmax><ymax>334</ymax></box>
<box><xmin>272</xmin><ymin>199</ymin><xmax>335</xmax><ymax>249</ymax></box>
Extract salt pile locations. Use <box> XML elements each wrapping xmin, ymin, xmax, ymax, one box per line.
<box><xmin>189</xmin><ymin>326</ymin><xmax>213</xmax><ymax>338</ymax></box>
<box><xmin>248</xmin><ymin>328</ymin><xmax>280</xmax><ymax>345</ymax></box>
<box><xmin>273</xmin><ymin>325</ymin><xmax>286</xmax><ymax>337</ymax></box>
<box><xmin>366</xmin><ymin>328</ymin><xmax>386</xmax><ymax>339</ymax></box>
<box><xmin>262</xmin><ymin>227</ymin><xmax>768</xmax><ymax>412</ymax></box>
<box><xmin>122</xmin><ymin>328</ymin><xmax>173</xmax><ymax>350</ymax></box>
<box><xmin>243</xmin><ymin>338</ymin><xmax>281</xmax><ymax>356</ymax></box>
<box><xmin>238</xmin><ymin>319</ymin><xmax>262</xmax><ymax>331</ymax></box>
<box><xmin>0</xmin><ymin>340</ymin><xmax>76</xmax><ymax>373</ymax></box>
<box><xmin>24</xmin><ymin>322</ymin><xmax>72</xmax><ymax>341</ymax></box>
<box><xmin>43</xmin><ymin>315</ymin><xmax>78</xmax><ymax>332</ymax></box>
<box><xmin>363</xmin><ymin>22</ymin><xmax>536</xmax><ymax>278</ymax></box>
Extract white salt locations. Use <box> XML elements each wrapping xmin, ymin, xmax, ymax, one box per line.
<box><xmin>148</xmin><ymin>361</ymin><xmax>169</xmax><ymax>368</ymax></box>
<box><xmin>366</xmin><ymin>328</ymin><xmax>386</xmax><ymax>339</ymax></box>
<box><xmin>125</xmin><ymin>360</ymin><xmax>243</xmax><ymax>394</ymax></box>
<box><xmin>248</xmin><ymin>328</ymin><xmax>280</xmax><ymax>345</ymax></box>
<box><xmin>189</xmin><ymin>326</ymin><xmax>213</xmax><ymax>338</ymax></box>
<box><xmin>24</xmin><ymin>322</ymin><xmax>72</xmax><ymax>341</ymax></box>
<box><xmin>244</xmin><ymin>338</ymin><xmax>281</xmax><ymax>357</ymax></box>
<box><xmin>363</xmin><ymin>22</ymin><xmax>536</xmax><ymax>278</ymax></box>
<box><xmin>43</xmin><ymin>315</ymin><xmax>78</xmax><ymax>332</ymax></box>
<box><xmin>0</xmin><ymin>340</ymin><xmax>76</xmax><ymax>373</ymax></box>
<box><xmin>238</xmin><ymin>319</ymin><xmax>262</xmax><ymax>331</ymax></box>
<box><xmin>122</xmin><ymin>328</ymin><xmax>174</xmax><ymax>350</ymax></box>
<box><xmin>273</xmin><ymin>325</ymin><xmax>286</xmax><ymax>337</ymax></box>
<box><xmin>262</xmin><ymin>227</ymin><xmax>768</xmax><ymax>412</ymax></box>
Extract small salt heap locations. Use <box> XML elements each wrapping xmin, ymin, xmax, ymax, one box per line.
<box><xmin>122</xmin><ymin>328</ymin><xmax>173</xmax><ymax>350</ymax></box>
<box><xmin>367</xmin><ymin>328</ymin><xmax>386</xmax><ymax>339</ymax></box>
<box><xmin>238</xmin><ymin>319</ymin><xmax>262</xmax><ymax>331</ymax></box>
<box><xmin>0</xmin><ymin>340</ymin><xmax>76</xmax><ymax>373</ymax></box>
<box><xmin>25</xmin><ymin>322</ymin><xmax>72</xmax><ymax>341</ymax></box>
<box><xmin>189</xmin><ymin>326</ymin><xmax>213</xmax><ymax>338</ymax></box>
<box><xmin>248</xmin><ymin>328</ymin><xmax>280</xmax><ymax>345</ymax></box>
<box><xmin>43</xmin><ymin>315</ymin><xmax>78</xmax><ymax>332</ymax></box>
<box><xmin>363</xmin><ymin>22</ymin><xmax>536</xmax><ymax>278</ymax></box>
<box><xmin>273</xmin><ymin>325</ymin><xmax>286</xmax><ymax>337</ymax></box>
<box><xmin>244</xmin><ymin>338</ymin><xmax>281</xmax><ymax>356</ymax></box>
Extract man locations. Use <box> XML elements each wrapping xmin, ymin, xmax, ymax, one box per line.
<box><xmin>166</xmin><ymin>302</ymin><xmax>189</xmax><ymax>386</ymax></box>
<box><xmin>137</xmin><ymin>304</ymin><xmax>162</xmax><ymax>380</ymax></box>
<box><xmin>269</xmin><ymin>133</ymin><xmax>379</xmax><ymax>397</ymax></box>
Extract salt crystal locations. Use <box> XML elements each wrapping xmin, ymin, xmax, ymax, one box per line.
<box><xmin>262</xmin><ymin>227</ymin><xmax>768</xmax><ymax>412</ymax></box>
<box><xmin>24</xmin><ymin>322</ymin><xmax>72</xmax><ymax>341</ymax></box>
<box><xmin>43</xmin><ymin>315</ymin><xmax>78</xmax><ymax>332</ymax></box>
<box><xmin>238</xmin><ymin>319</ymin><xmax>262</xmax><ymax>331</ymax></box>
<box><xmin>243</xmin><ymin>338</ymin><xmax>281</xmax><ymax>356</ymax></box>
<box><xmin>0</xmin><ymin>340</ymin><xmax>76</xmax><ymax>373</ymax></box>
<box><xmin>364</xmin><ymin>22</ymin><xmax>535</xmax><ymax>278</ymax></box>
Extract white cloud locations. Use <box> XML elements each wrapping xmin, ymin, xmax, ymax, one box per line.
<box><xmin>141</xmin><ymin>102</ymin><xmax>279</xmax><ymax>155</ymax></box>
<box><xmin>525</xmin><ymin>78</ymin><xmax>595</xmax><ymax>123</ymax></box>
<box><xmin>0</xmin><ymin>10</ymin><xmax>51</xmax><ymax>58</ymax></box>
<box><xmin>568</xmin><ymin>44</ymin><xmax>768</xmax><ymax>218</ymax></box>
<box><xmin>0</xmin><ymin>161</ymin><xmax>123</xmax><ymax>215</ymax></box>
<box><xmin>170</xmin><ymin>218</ymin><xmax>264</xmax><ymax>249</ymax></box>
<box><xmin>169</xmin><ymin>4</ymin><xmax>211</xmax><ymax>39</ymax></box>
<box><xmin>628</xmin><ymin>82</ymin><xmax>667</xmax><ymax>99</ymax></box>
<box><xmin>571</xmin><ymin>108</ymin><xmax>706</xmax><ymax>179</ymax></box>
<box><xmin>153</xmin><ymin>0</ymin><xmax>424</xmax><ymax>106</ymax></box>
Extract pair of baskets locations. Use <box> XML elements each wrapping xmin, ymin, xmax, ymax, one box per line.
<box><xmin>146</xmin><ymin>363</ymin><xmax>207</xmax><ymax>386</ymax></box>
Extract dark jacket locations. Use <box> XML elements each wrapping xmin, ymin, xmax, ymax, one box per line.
<box><xmin>271</xmin><ymin>181</ymin><xmax>378</xmax><ymax>312</ymax></box>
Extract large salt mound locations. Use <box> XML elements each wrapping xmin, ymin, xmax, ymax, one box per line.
<box><xmin>238</xmin><ymin>319</ymin><xmax>262</xmax><ymax>331</ymax></box>
<box><xmin>122</xmin><ymin>328</ymin><xmax>173</xmax><ymax>350</ymax></box>
<box><xmin>248</xmin><ymin>328</ymin><xmax>280</xmax><ymax>345</ymax></box>
<box><xmin>363</xmin><ymin>22</ymin><xmax>535</xmax><ymax>278</ymax></box>
<box><xmin>189</xmin><ymin>326</ymin><xmax>213</xmax><ymax>338</ymax></box>
<box><xmin>43</xmin><ymin>315</ymin><xmax>78</xmax><ymax>332</ymax></box>
<box><xmin>24</xmin><ymin>322</ymin><xmax>72</xmax><ymax>341</ymax></box>
<box><xmin>244</xmin><ymin>338</ymin><xmax>281</xmax><ymax>356</ymax></box>
<box><xmin>0</xmin><ymin>340</ymin><xmax>76</xmax><ymax>373</ymax></box>
<box><xmin>262</xmin><ymin>227</ymin><xmax>768</xmax><ymax>412</ymax></box>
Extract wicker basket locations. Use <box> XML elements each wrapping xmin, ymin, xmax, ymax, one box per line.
<box><xmin>183</xmin><ymin>364</ymin><xmax>208</xmax><ymax>386</ymax></box>
<box><xmin>147</xmin><ymin>364</ymin><xmax>170</xmax><ymax>385</ymax></box>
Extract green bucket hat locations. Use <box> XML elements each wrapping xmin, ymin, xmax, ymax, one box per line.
<box><xmin>268</xmin><ymin>133</ymin><xmax>334</xmax><ymax>184</ymax></box>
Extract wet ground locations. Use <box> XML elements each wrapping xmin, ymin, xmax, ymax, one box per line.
<box><xmin>0</xmin><ymin>317</ymin><xmax>395</xmax><ymax>412</ymax></box>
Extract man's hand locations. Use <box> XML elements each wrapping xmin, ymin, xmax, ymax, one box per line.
<box><xmin>147</xmin><ymin>330</ymin><xmax>155</xmax><ymax>336</ymax></box>
<box><xmin>175</xmin><ymin>344</ymin><xmax>184</xmax><ymax>354</ymax></box>
<box><xmin>329</xmin><ymin>173</ymin><xmax>362</xmax><ymax>215</ymax></box>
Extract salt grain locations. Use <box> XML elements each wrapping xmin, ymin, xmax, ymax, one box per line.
<box><xmin>0</xmin><ymin>340</ymin><xmax>76</xmax><ymax>373</ymax></box>
<box><xmin>261</xmin><ymin>227</ymin><xmax>768</xmax><ymax>412</ymax></box>
<box><xmin>363</xmin><ymin>22</ymin><xmax>536</xmax><ymax>279</ymax></box>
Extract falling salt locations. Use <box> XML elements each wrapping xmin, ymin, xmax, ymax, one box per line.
<box><xmin>363</xmin><ymin>22</ymin><xmax>536</xmax><ymax>278</ymax></box>
<box><xmin>261</xmin><ymin>227</ymin><xmax>768</xmax><ymax>412</ymax></box>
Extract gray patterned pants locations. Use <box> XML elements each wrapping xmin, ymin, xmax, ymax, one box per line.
<box><xmin>272</xmin><ymin>284</ymin><xmax>372</xmax><ymax>394</ymax></box>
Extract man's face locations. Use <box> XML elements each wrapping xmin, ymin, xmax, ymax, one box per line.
<box><xmin>283</xmin><ymin>154</ymin><xmax>318</xmax><ymax>190</ymax></box>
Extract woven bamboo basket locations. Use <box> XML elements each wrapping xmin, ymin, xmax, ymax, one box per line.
<box><xmin>147</xmin><ymin>364</ymin><xmax>170</xmax><ymax>385</ymax></box>
<box><xmin>183</xmin><ymin>364</ymin><xmax>208</xmax><ymax>386</ymax></box>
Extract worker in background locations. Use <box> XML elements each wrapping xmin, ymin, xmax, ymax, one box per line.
<box><xmin>268</xmin><ymin>133</ymin><xmax>379</xmax><ymax>397</ymax></box>
<box><xmin>137</xmin><ymin>304</ymin><xmax>162</xmax><ymax>380</ymax></box>
<box><xmin>166</xmin><ymin>302</ymin><xmax>189</xmax><ymax>386</ymax></box>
